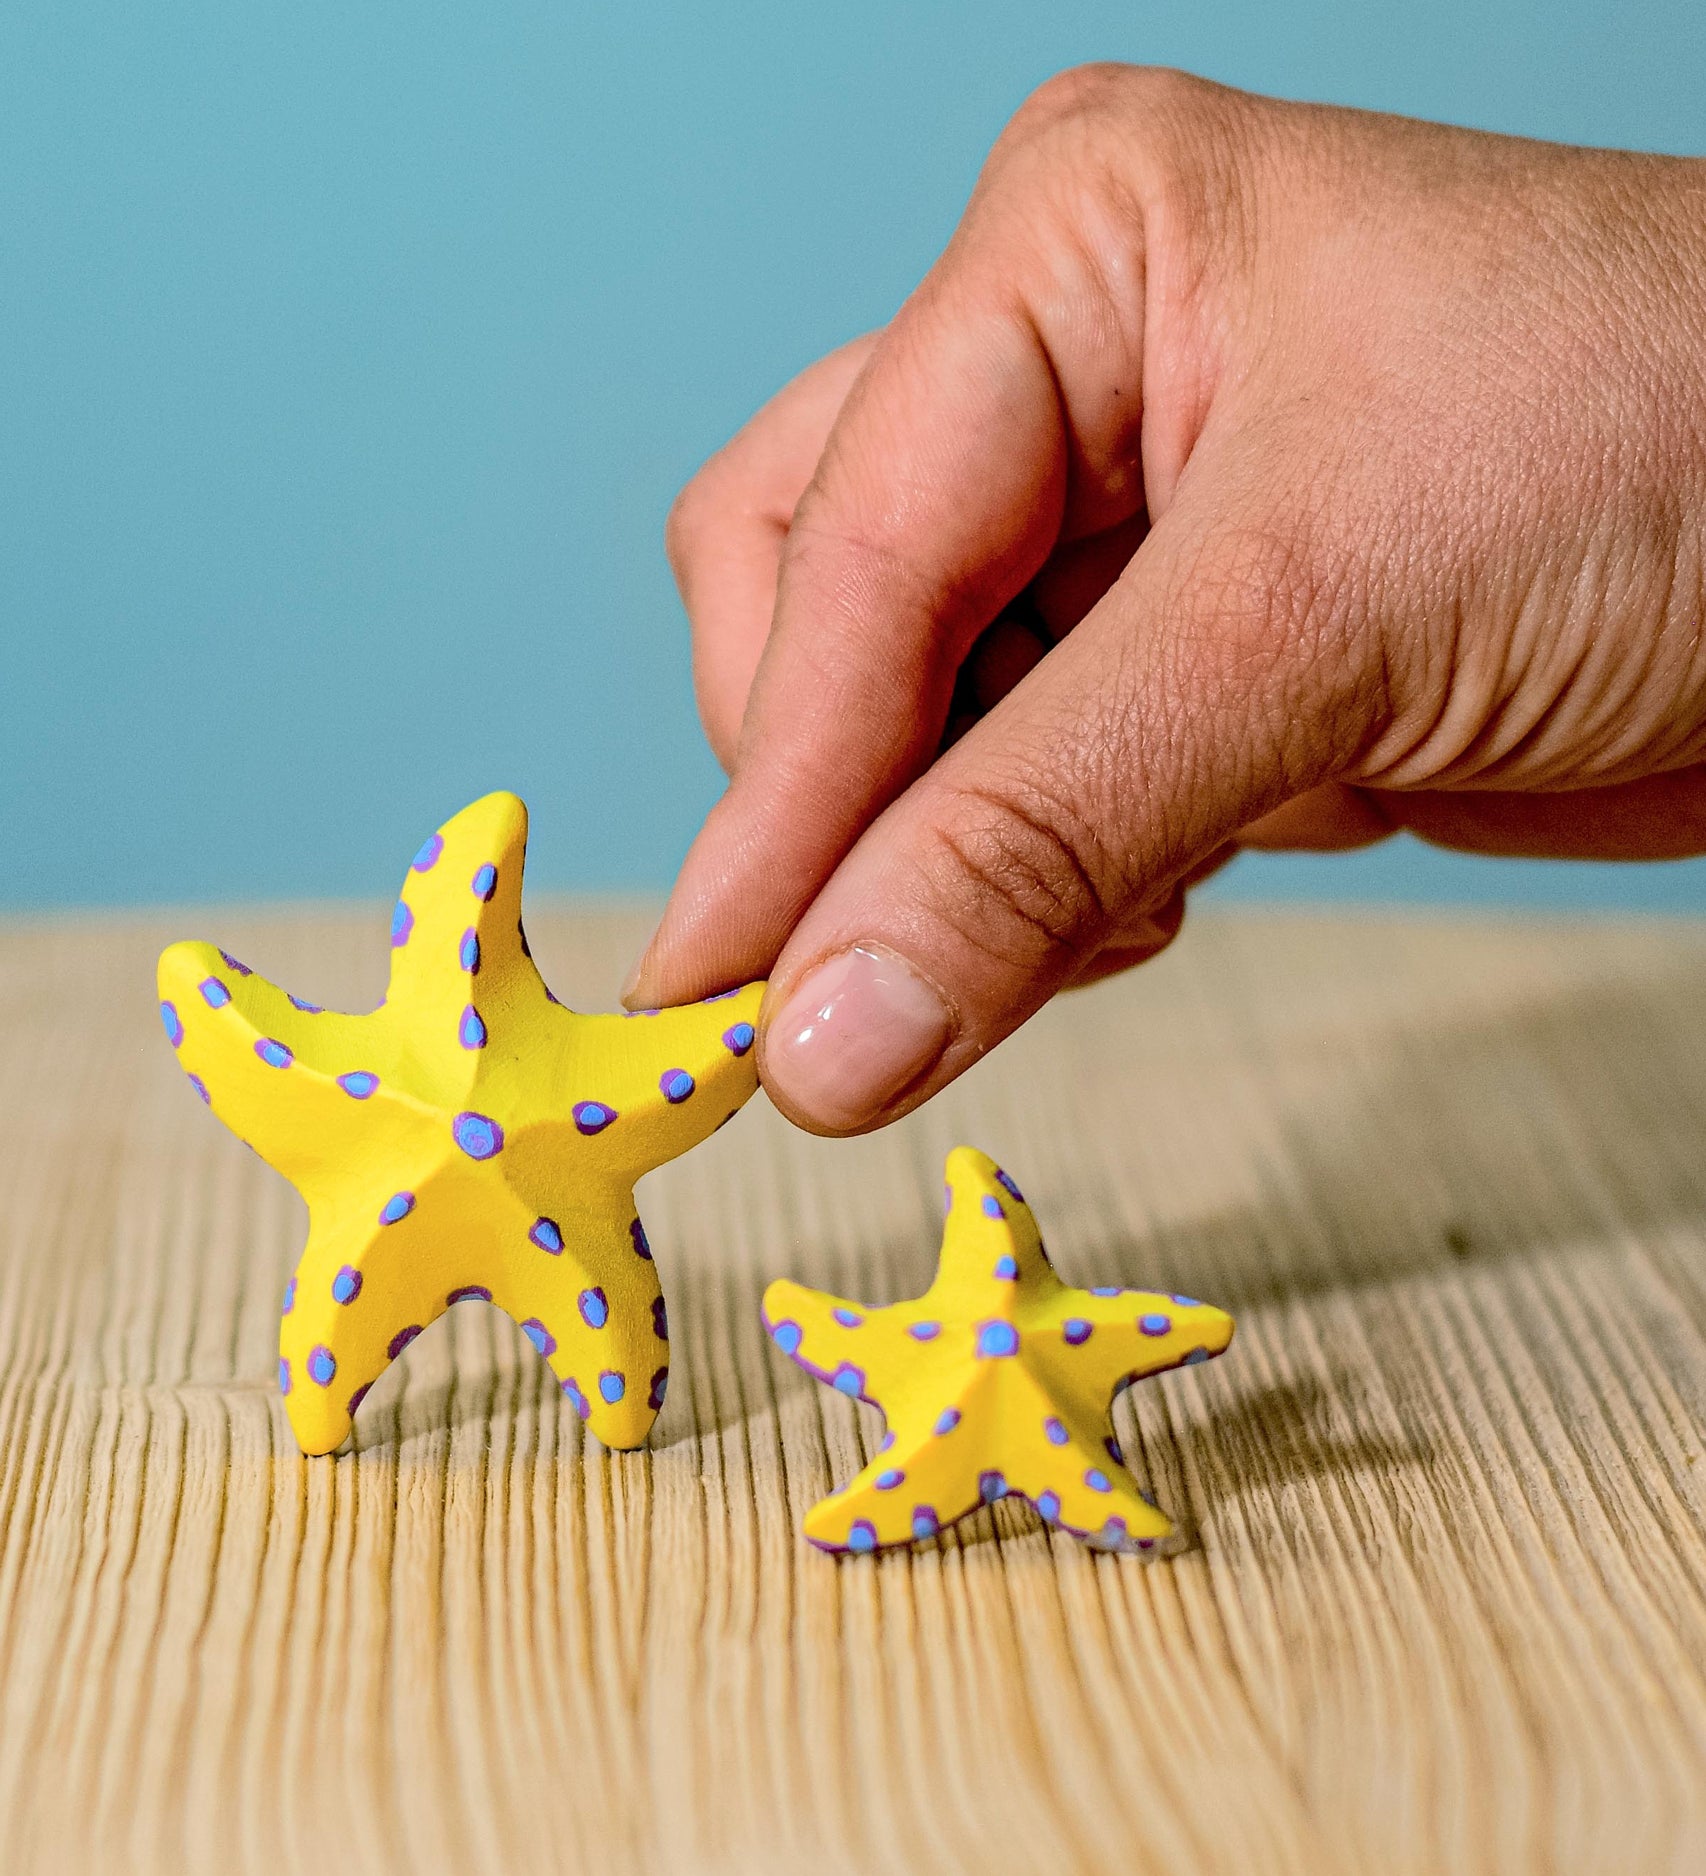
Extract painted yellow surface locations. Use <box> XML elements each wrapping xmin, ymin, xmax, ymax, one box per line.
<box><xmin>156</xmin><ymin>791</ymin><xmax>763</xmax><ymax>1455</ymax></box>
<box><xmin>763</xmin><ymin>1145</ymin><xmax>1234</xmax><ymax>1553</ymax></box>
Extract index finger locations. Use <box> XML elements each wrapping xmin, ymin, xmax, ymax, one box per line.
<box><xmin>627</xmin><ymin>175</ymin><xmax>1151</xmax><ymax>1005</ymax></box>
<box><xmin>669</xmin><ymin>334</ymin><xmax>881</xmax><ymax>769</ymax></box>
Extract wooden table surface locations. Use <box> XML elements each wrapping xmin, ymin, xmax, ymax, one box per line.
<box><xmin>1</xmin><ymin>901</ymin><xmax>1703</xmax><ymax>1875</ymax></box>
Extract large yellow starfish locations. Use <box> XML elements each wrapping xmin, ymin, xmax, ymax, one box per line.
<box><xmin>157</xmin><ymin>791</ymin><xmax>764</xmax><ymax>1456</ymax></box>
<box><xmin>762</xmin><ymin>1147</ymin><xmax>1234</xmax><ymax>1554</ymax></box>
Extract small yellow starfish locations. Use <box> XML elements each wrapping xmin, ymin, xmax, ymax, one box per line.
<box><xmin>157</xmin><ymin>791</ymin><xmax>763</xmax><ymax>1456</ymax></box>
<box><xmin>762</xmin><ymin>1147</ymin><xmax>1234</xmax><ymax>1554</ymax></box>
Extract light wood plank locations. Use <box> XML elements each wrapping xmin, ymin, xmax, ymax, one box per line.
<box><xmin>0</xmin><ymin>903</ymin><xmax>1703</xmax><ymax>1874</ymax></box>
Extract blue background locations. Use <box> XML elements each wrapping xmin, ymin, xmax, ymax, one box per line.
<box><xmin>6</xmin><ymin>1</ymin><xmax>1706</xmax><ymax>911</ymax></box>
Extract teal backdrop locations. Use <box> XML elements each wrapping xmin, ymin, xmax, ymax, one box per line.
<box><xmin>5</xmin><ymin>1</ymin><xmax>1706</xmax><ymax>910</ymax></box>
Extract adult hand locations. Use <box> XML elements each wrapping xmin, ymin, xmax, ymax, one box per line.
<box><xmin>625</xmin><ymin>67</ymin><xmax>1706</xmax><ymax>1133</ymax></box>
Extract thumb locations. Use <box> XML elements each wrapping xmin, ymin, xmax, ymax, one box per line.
<box><xmin>755</xmin><ymin>490</ymin><xmax>1372</xmax><ymax>1133</ymax></box>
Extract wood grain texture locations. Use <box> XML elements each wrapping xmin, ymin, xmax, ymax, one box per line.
<box><xmin>0</xmin><ymin>903</ymin><xmax>1703</xmax><ymax>1875</ymax></box>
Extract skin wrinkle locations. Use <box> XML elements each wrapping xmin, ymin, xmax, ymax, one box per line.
<box><xmin>1664</xmin><ymin>533</ymin><xmax>1706</xmax><ymax>763</ymax></box>
<box><xmin>1021</xmin><ymin>221</ymin><xmax>1147</xmax><ymax>540</ymax></box>
<box><xmin>1430</xmin><ymin>515</ymin><xmax>1597</xmax><ymax>783</ymax></box>
<box><xmin>1171</xmin><ymin>503</ymin><xmax>1361</xmax><ymax>767</ymax></box>
<box><xmin>776</xmin><ymin>519</ymin><xmax>960</xmax><ymax>677</ymax></box>
<box><xmin>1346</xmin><ymin>481</ymin><xmax>1704</xmax><ymax>796</ymax></box>
<box><xmin>1348</xmin><ymin>319</ymin><xmax>1652</xmax><ymax>787</ymax></box>
<box><xmin>1010</xmin><ymin>717</ymin><xmax>1157</xmax><ymax>915</ymax></box>
<box><xmin>787</xmin><ymin>353</ymin><xmax>1062</xmax><ymax>652</ymax></box>
<box><xmin>925</xmin><ymin>785</ymin><xmax>1115</xmax><ymax>975</ymax></box>
<box><xmin>1341</xmin><ymin>370</ymin><xmax>1585</xmax><ymax>786</ymax></box>
<box><xmin>1559</xmin><ymin>556</ymin><xmax>1692</xmax><ymax>779</ymax></box>
<box><xmin>1111</xmin><ymin>538</ymin><xmax>1319</xmax><ymax>872</ymax></box>
<box><xmin>1014</xmin><ymin>301</ymin><xmax>1112</xmax><ymax>556</ymax></box>
<box><xmin>1112</xmin><ymin>82</ymin><xmax>1249</xmax><ymax>512</ymax></box>
<box><xmin>966</xmin><ymin>643</ymin><xmax>1146</xmax><ymax>905</ymax></box>
<box><xmin>1411</xmin><ymin>491</ymin><xmax>1689</xmax><ymax>788</ymax></box>
<box><xmin>935</xmin><ymin>578</ymin><xmax>1259</xmax><ymax>984</ymax></box>
<box><xmin>1462</xmin><ymin>636</ymin><xmax>1618</xmax><ymax>790</ymax></box>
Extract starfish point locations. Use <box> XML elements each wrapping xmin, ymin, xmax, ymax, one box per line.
<box><xmin>762</xmin><ymin>1146</ymin><xmax>1234</xmax><ymax>1554</ymax></box>
<box><xmin>157</xmin><ymin>790</ymin><xmax>764</xmax><ymax>1456</ymax></box>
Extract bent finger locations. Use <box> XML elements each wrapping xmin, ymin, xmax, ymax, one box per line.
<box><xmin>628</xmin><ymin>155</ymin><xmax>1162</xmax><ymax>1008</ymax></box>
<box><xmin>669</xmin><ymin>334</ymin><xmax>880</xmax><ymax>767</ymax></box>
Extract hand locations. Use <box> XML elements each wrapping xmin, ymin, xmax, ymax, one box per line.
<box><xmin>625</xmin><ymin>66</ymin><xmax>1706</xmax><ymax>1134</ymax></box>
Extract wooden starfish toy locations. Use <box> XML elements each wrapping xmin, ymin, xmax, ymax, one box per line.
<box><xmin>762</xmin><ymin>1147</ymin><xmax>1234</xmax><ymax>1554</ymax></box>
<box><xmin>157</xmin><ymin>791</ymin><xmax>763</xmax><ymax>1456</ymax></box>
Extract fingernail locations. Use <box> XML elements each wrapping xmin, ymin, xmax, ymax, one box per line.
<box><xmin>764</xmin><ymin>945</ymin><xmax>953</xmax><ymax>1129</ymax></box>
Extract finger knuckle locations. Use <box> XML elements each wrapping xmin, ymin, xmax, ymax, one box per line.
<box><xmin>1003</xmin><ymin>63</ymin><xmax>1132</xmax><ymax>142</ymax></box>
<box><xmin>999</xmin><ymin>63</ymin><xmax>1232</xmax><ymax>162</ymax></box>
<box><xmin>923</xmin><ymin>778</ymin><xmax>1115</xmax><ymax>971</ymax></box>
<box><xmin>982</xmin><ymin>65</ymin><xmax>1259</xmax><ymax>335</ymax></box>
<box><xmin>664</xmin><ymin>474</ymin><xmax>714</xmax><ymax>579</ymax></box>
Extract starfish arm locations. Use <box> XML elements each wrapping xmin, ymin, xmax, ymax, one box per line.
<box><xmin>938</xmin><ymin>1145</ymin><xmax>1046</xmax><ymax>1265</ymax></box>
<box><xmin>158</xmin><ymin>941</ymin><xmax>424</xmax><ymax>1189</ymax></box>
<box><xmin>761</xmin><ymin>1277</ymin><xmax>892</xmax><ymax>1403</ymax></box>
<box><xmin>533</xmin><ymin>983</ymin><xmax>767</xmax><ymax>1180</ymax></box>
<box><xmin>383</xmin><ymin>792</ymin><xmax>554</xmax><ymax>1082</ymax></box>
<box><xmin>1025</xmin><ymin>1289</ymin><xmax>1236</xmax><ymax>1405</ymax></box>
<box><xmin>801</xmin><ymin>1366</ymin><xmax>1175</xmax><ymax>1553</ymax></box>
<box><xmin>281</xmin><ymin>1175</ymin><xmax>671</xmax><ymax>1453</ymax></box>
<box><xmin>1008</xmin><ymin>1430</ymin><xmax>1174</xmax><ymax>1549</ymax></box>
<box><xmin>498</xmin><ymin>1195</ymin><xmax>671</xmax><ymax>1450</ymax></box>
<box><xmin>801</xmin><ymin>1421</ymin><xmax>973</xmax><ymax>1552</ymax></box>
<box><xmin>994</xmin><ymin>1371</ymin><xmax>1174</xmax><ymax>1547</ymax></box>
<box><xmin>919</xmin><ymin>1147</ymin><xmax>1055</xmax><ymax>1328</ymax></box>
<box><xmin>796</xmin><ymin>1350</ymin><xmax>995</xmax><ymax>1552</ymax></box>
<box><xmin>279</xmin><ymin>1202</ymin><xmax>430</xmax><ymax>1456</ymax></box>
